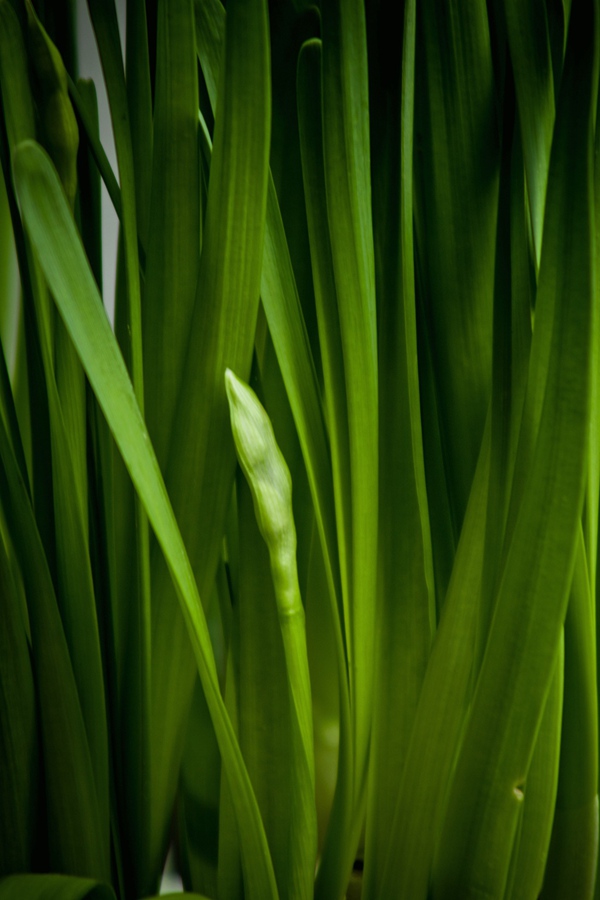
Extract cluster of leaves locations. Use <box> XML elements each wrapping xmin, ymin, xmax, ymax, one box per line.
<box><xmin>0</xmin><ymin>0</ymin><xmax>599</xmax><ymax>898</ymax></box>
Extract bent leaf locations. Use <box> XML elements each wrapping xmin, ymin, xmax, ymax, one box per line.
<box><xmin>13</xmin><ymin>138</ymin><xmax>278</xmax><ymax>900</ymax></box>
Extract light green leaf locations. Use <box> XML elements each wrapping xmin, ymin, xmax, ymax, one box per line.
<box><xmin>13</xmin><ymin>138</ymin><xmax>278</xmax><ymax>900</ymax></box>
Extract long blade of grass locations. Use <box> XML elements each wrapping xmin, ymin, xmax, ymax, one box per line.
<box><xmin>540</xmin><ymin>533</ymin><xmax>599</xmax><ymax>898</ymax></box>
<box><xmin>66</xmin><ymin>76</ymin><xmax>122</xmax><ymax>235</ymax></box>
<box><xmin>0</xmin><ymin>403</ymin><xmax>108</xmax><ymax>880</ymax></box>
<box><xmin>413</xmin><ymin>0</ymin><xmax>498</xmax><ymax>532</ymax></box>
<box><xmin>0</xmin><ymin>521</ymin><xmax>39</xmax><ymax>875</ymax></box>
<box><xmin>14</xmin><ymin>136</ymin><xmax>278</xmax><ymax>900</ymax></box>
<box><xmin>362</xmin><ymin>0</ymin><xmax>436</xmax><ymax>892</ymax></box>
<box><xmin>23</xmin><ymin>11</ymin><xmax>111</xmax><ymax>850</ymax></box>
<box><xmin>178</xmin><ymin>677</ymin><xmax>221</xmax><ymax>898</ymax></box>
<box><xmin>136</xmin><ymin>0</ymin><xmax>199</xmax><ymax>882</ymax></box>
<box><xmin>377</xmin><ymin>417</ymin><xmax>491</xmax><ymax>899</ymax></box>
<box><xmin>125</xmin><ymin>0</ymin><xmax>153</xmax><ymax>245</ymax></box>
<box><xmin>503</xmin><ymin>0</ymin><xmax>555</xmax><ymax>268</ymax></box>
<box><xmin>432</xmin><ymin>3</ymin><xmax>597</xmax><ymax>890</ymax></box>
<box><xmin>75</xmin><ymin>78</ymin><xmax>102</xmax><ymax>290</ymax></box>
<box><xmin>0</xmin><ymin>182</ymin><xmax>29</xmax><ymax>488</ymax></box>
<box><xmin>148</xmin><ymin>0</ymin><xmax>272</xmax><ymax>880</ymax></box>
<box><xmin>1</xmin><ymin>7</ymin><xmax>110</xmax><ymax>858</ymax></box>
<box><xmin>142</xmin><ymin>0</ymin><xmax>199</xmax><ymax>472</ymax></box>
<box><xmin>0</xmin><ymin>0</ymin><xmax>55</xmax><ymax>578</ymax></box>
<box><xmin>504</xmin><ymin>639</ymin><xmax>563</xmax><ymax>900</ymax></box>
<box><xmin>84</xmin><ymin>3</ymin><xmax>152</xmax><ymax>891</ymax></box>
<box><xmin>86</xmin><ymin>0</ymin><xmax>144</xmax><ymax>397</ymax></box>
<box><xmin>198</xmin><ymin>6</ymin><xmax>352</xmax><ymax>890</ymax></box>
<box><xmin>24</xmin><ymin>3</ymin><xmax>89</xmax><ymax>539</ymax></box>
<box><xmin>320</xmin><ymin>1</ymin><xmax>378</xmax><ymax>819</ymax></box>
<box><xmin>295</xmin><ymin>37</ymin><xmax>356</xmax><ymax>900</ymax></box>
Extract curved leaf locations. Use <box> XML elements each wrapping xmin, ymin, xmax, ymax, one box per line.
<box><xmin>13</xmin><ymin>138</ymin><xmax>278</xmax><ymax>900</ymax></box>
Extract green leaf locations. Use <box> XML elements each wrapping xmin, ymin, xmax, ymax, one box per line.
<box><xmin>0</xmin><ymin>875</ymin><xmax>115</xmax><ymax>900</ymax></box>
<box><xmin>13</xmin><ymin>137</ymin><xmax>278</xmax><ymax>900</ymax></box>
<box><xmin>377</xmin><ymin>418</ymin><xmax>491</xmax><ymax>899</ymax></box>
<box><xmin>142</xmin><ymin>0</ymin><xmax>199</xmax><ymax>472</ymax></box>
<box><xmin>503</xmin><ymin>640</ymin><xmax>563</xmax><ymax>900</ymax></box>
<box><xmin>0</xmin><ymin>520</ymin><xmax>39</xmax><ymax>875</ymax></box>
<box><xmin>178</xmin><ymin>676</ymin><xmax>221</xmax><ymax>898</ymax></box>
<box><xmin>320</xmin><ymin>0</ymin><xmax>378</xmax><ymax>808</ymax></box>
<box><xmin>0</xmin><ymin>401</ymin><xmax>109</xmax><ymax>880</ymax></box>
<box><xmin>67</xmin><ymin>76</ymin><xmax>122</xmax><ymax>239</ymax></box>
<box><xmin>0</xmin><ymin>1</ymin><xmax>36</xmax><ymax>151</ymax></box>
<box><xmin>413</xmin><ymin>0</ymin><xmax>498</xmax><ymax>531</ymax></box>
<box><xmin>432</xmin><ymin>2</ymin><xmax>597</xmax><ymax>890</ymax></box>
<box><xmin>504</xmin><ymin>0</ymin><xmax>555</xmax><ymax>267</ymax></box>
<box><xmin>20</xmin><ymin>190</ymin><xmax>110</xmax><ymax>865</ymax></box>
<box><xmin>85</xmin><ymin>3</ymin><xmax>152</xmax><ymax>891</ymax></box>
<box><xmin>0</xmin><ymin>0</ymin><xmax>55</xmax><ymax>575</ymax></box>
<box><xmin>540</xmin><ymin>535</ymin><xmax>599</xmax><ymax>897</ymax></box>
<box><xmin>125</xmin><ymin>0</ymin><xmax>153</xmax><ymax>244</ymax></box>
<box><xmin>148</xmin><ymin>0</ymin><xmax>272</xmax><ymax>883</ymax></box>
<box><xmin>24</xmin><ymin>0</ymin><xmax>79</xmax><ymax>210</ymax></box>
<box><xmin>195</xmin><ymin>0</ymin><xmax>347</xmax><ymax>734</ymax></box>
<box><xmin>361</xmin><ymin>0</ymin><xmax>436</xmax><ymax>892</ymax></box>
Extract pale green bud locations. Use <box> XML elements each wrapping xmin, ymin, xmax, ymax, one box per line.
<box><xmin>225</xmin><ymin>368</ymin><xmax>301</xmax><ymax>616</ymax></box>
